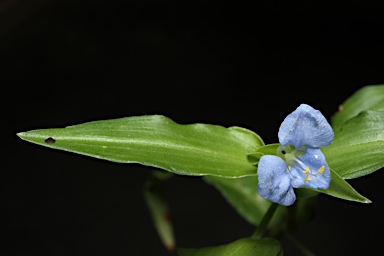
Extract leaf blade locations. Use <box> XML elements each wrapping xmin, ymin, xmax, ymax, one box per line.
<box><xmin>331</xmin><ymin>84</ymin><xmax>384</xmax><ymax>129</ymax></box>
<box><xmin>17</xmin><ymin>115</ymin><xmax>263</xmax><ymax>177</ymax></box>
<box><xmin>323</xmin><ymin>110</ymin><xmax>384</xmax><ymax>179</ymax></box>
<box><xmin>144</xmin><ymin>171</ymin><xmax>175</xmax><ymax>252</ymax></box>
<box><xmin>177</xmin><ymin>237</ymin><xmax>282</xmax><ymax>256</ymax></box>
<box><xmin>315</xmin><ymin>168</ymin><xmax>371</xmax><ymax>203</ymax></box>
<box><xmin>203</xmin><ymin>176</ymin><xmax>273</xmax><ymax>226</ymax></box>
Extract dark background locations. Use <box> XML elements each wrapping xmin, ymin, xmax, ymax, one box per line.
<box><xmin>2</xmin><ymin>1</ymin><xmax>384</xmax><ymax>255</ymax></box>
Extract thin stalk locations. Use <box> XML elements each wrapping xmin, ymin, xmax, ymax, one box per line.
<box><xmin>252</xmin><ymin>203</ymin><xmax>278</xmax><ymax>239</ymax></box>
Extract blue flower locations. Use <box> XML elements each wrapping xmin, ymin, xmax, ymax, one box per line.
<box><xmin>257</xmin><ymin>104</ymin><xmax>334</xmax><ymax>206</ymax></box>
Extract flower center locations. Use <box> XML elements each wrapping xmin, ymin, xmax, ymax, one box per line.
<box><xmin>276</xmin><ymin>144</ymin><xmax>327</xmax><ymax>184</ymax></box>
<box><xmin>276</xmin><ymin>144</ymin><xmax>306</xmax><ymax>169</ymax></box>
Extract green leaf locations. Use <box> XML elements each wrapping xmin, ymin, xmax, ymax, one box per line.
<box><xmin>177</xmin><ymin>237</ymin><xmax>282</xmax><ymax>256</ymax></box>
<box><xmin>144</xmin><ymin>170</ymin><xmax>175</xmax><ymax>252</ymax></box>
<box><xmin>203</xmin><ymin>176</ymin><xmax>286</xmax><ymax>229</ymax></box>
<box><xmin>314</xmin><ymin>168</ymin><xmax>371</xmax><ymax>203</ymax></box>
<box><xmin>323</xmin><ymin>110</ymin><xmax>384</xmax><ymax>179</ymax></box>
<box><xmin>331</xmin><ymin>84</ymin><xmax>384</xmax><ymax>130</ymax></box>
<box><xmin>17</xmin><ymin>115</ymin><xmax>264</xmax><ymax>177</ymax></box>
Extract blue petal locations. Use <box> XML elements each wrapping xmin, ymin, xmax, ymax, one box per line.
<box><xmin>257</xmin><ymin>155</ymin><xmax>296</xmax><ymax>206</ymax></box>
<box><xmin>288</xmin><ymin>147</ymin><xmax>331</xmax><ymax>189</ymax></box>
<box><xmin>278</xmin><ymin>104</ymin><xmax>334</xmax><ymax>149</ymax></box>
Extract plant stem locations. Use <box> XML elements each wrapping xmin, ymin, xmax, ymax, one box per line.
<box><xmin>252</xmin><ymin>203</ymin><xmax>278</xmax><ymax>239</ymax></box>
<box><xmin>285</xmin><ymin>231</ymin><xmax>316</xmax><ymax>256</ymax></box>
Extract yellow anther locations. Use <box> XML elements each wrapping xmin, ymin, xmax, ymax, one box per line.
<box><xmin>302</xmin><ymin>166</ymin><xmax>310</xmax><ymax>174</ymax></box>
<box><xmin>304</xmin><ymin>175</ymin><xmax>312</xmax><ymax>182</ymax></box>
<box><xmin>317</xmin><ymin>166</ymin><xmax>325</xmax><ymax>175</ymax></box>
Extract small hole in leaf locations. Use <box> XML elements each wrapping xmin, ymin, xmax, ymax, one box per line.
<box><xmin>45</xmin><ymin>137</ymin><xmax>56</xmax><ymax>144</ymax></box>
<box><xmin>281</xmin><ymin>150</ymin><xmax>286</xmax><ymax>154</ymax></box>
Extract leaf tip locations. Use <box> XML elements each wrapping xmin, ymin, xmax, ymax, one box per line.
<box><xmin>16</xmin><ymin>132</ymin><xmax>26</xmax><ymax>139</ymax></box>
<box><xmin>165</xmin><ymin>241</ymin><xmax>176</xmax><ymax>252</ymax></box>
<box><xmin>355</xmin><ymin>196</ymin><xmax>372</xmax><ymax>204</ymax></box>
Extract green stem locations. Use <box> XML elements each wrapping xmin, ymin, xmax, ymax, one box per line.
<box><xmin>285</xmin><ymin>231</ymin><xmax>316</xmax><ymax>256</ymax></box>
<box><xmin>252</xmin><ymin>203</ymin><xmax>278</xmax><ymax>239</ymax></box>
